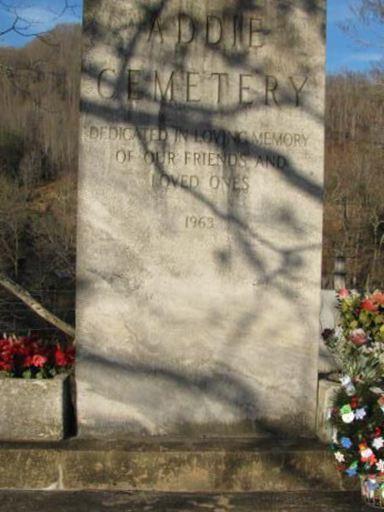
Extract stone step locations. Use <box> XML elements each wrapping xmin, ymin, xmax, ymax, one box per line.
<box><xmin>0</xmin><ymin>437</ymin><xmax>356</xmax><ymax>492</ymax></box>
<box><xmin>0</xmin><ymin>491</ymin><xmax>364</xmax><ymax>511</ymax></box>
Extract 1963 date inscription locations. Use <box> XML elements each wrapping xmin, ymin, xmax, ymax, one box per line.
<box><xmin>185</xmin><ymin>216</ymin><xmax>214</xmax><ymax>229</ymax></box>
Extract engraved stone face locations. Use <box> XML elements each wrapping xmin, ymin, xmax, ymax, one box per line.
<box><xmin>77</xmin><ymin>0</ymin><xmax>326</xmax><ymax>437</ymax></box>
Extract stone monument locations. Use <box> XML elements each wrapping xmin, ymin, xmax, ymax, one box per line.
<box><xmin>76</xmin><ymin>0</ymin><xmax>326</xmax><ymax>437</ymax></box>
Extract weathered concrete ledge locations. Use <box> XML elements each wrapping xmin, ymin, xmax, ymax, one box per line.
<box><xmin>0</xmin><ymin>437</ymin><xmax>357</xmax><ymax>492</ymax></box>
<box><xmin>0</xmin><ymin>490</ymin><xmax>363</xmax><ymax>512</ymax></box>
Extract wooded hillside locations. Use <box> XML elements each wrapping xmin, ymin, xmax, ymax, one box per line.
<box><xmin>323</xmin><ymin>72</ymin><xmax>384</xmax><ymax>289</ymax></box>
<box><xmin>0</xmin><ymin>24</ymin><xmax>81</xmax><ymax>333</ymax></box>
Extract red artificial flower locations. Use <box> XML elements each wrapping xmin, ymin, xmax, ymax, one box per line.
<box><xmin>65</xmin><ymin>346</ymin><xmax>75</xmax><ymax>366</ymax></box>
<box><xmin>1</xmin><ymin>350</ymin><xmax>13</xmax><ymax>363</ymax></box>
<box><xmin>55</xmin><ymin>347</ymin><xmax>68</xmax><ymax>367</ymax></box>
<box><xmin>55</xmin><ymin>345</ymin><xmax>76</xmax><ymax>367</ymax></box>
<box><xmin>375</xmin><ymin>428</ymin><xmax>382</xmax><ymax>437</ymax></box>
<box><xmin>351</xmin><ymin>397</ymin><xmax>359</xmax><ymax>409</ymax></box>
<box><xmin>0</xmin><ymin>361</ymin><xmax>11</xmax><ymax>372</ymax></box>
<box><xmin>338</xmin><ymin>288</ymin><xmax>350</xmax><ymax>299</ymax></box>
<box><xmin>0</xmin><ymin>335</ymin><xmax>75</xmax><ymax>375</ymax></box>
<box><xmin>361</xmin><ymin>299</ymin><xmax>378</xmax><ymax>312</ymax></box>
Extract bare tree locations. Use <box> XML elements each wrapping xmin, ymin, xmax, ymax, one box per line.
<box><xmin>0</xmin><ymin>174</ymin><xmax>28</xmax><ymax>279</ymax></box>
<box><xmin>323</xmin><ymin>71</ymin><xmax>384</xmax><ymax>289</ymax></box>
<box><xmin>341</xmin><ymin>0</ymin><xmax>384</xmax><ymax>69</ymax></box>
<box><xmin>0</xmin><ymin>0</ymin><xmax>79</xmax><ymax>43</ymax></box>
<box><xmin>351</xmin><ymin>0</ymin><xmax>384</xmax><ymax>26</ymax></box>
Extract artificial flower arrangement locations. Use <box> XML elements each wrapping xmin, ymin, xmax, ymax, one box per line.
<box><xmin>0</xmin><ymin>334</ymin><xmax>75</xmax><ymax>379</ymax></box>
<box><xmin>323</xmin><ymin>289</ymin><xmax>384</xmax><ymax>508</ymax></box>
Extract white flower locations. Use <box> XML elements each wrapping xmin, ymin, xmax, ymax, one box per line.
<box><xmin>376</xmin><ymin>460</ymin><xmax>384</xmax><ymax>473</ymax></box>
<box><xmin>340</xmin><ymin>375</ymin><xmax>352</xmax><ymax>387</ymax></box>
<box><xmin>342</xmin><ymin>412</ymin><xmax>355</xmax><ymax>424</ymax></box>
<box><xmin>373</xmin><ymin>437</ymin><xmax>384</xmax><ymax>450</ymax></box>
<box><xmin>355</xmin><ymin>408</ymin><xmax>367</xmax><ymax>420</ymax></box>
<box><xmin>361</xmin><ymin>448</ymin><xmax>374</xmax><ymax>460</ymax></box>
<box><xmin>340</xmin><ymin>376</ymin><xmax>356</xmax><ymax>396</ymax></box>
<box><xmin>334</xmin><ymin>451</ymin><xmax>345</xmax><ymax>463</ymax></box>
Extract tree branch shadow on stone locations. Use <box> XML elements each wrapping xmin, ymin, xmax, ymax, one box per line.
<box><xmin>76</xmin><ymin>0</ymin><xmax>326</xmax><ymax>441</ymax></box>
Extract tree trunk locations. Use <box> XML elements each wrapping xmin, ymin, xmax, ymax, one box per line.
<box><xmin>0</xmin><ymin>272</ymin><xmax>75</xmax><ymax>339</ymax></box>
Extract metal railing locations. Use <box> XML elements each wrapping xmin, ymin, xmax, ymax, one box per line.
<box><xmin>0</xmin><ymin>289</ymin><xmax>75</xmax><ymax>339</ymax></box>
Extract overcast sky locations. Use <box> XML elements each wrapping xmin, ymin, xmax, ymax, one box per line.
<box><xmin>0</xmin><ymin>0</ymin><xmax>382</xmax><ymax>74</ymax></box>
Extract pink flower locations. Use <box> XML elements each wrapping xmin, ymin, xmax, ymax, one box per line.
<box><xmin>29</xmin><ymin>354</ymin><xmax>47</xmax><ymax>368</ymax></box>
<box><xmin>371</xmin><ymin>292</ymin><xmax>384</xmax><ymax>306</ymax></box>
<box><xmin>350</xmin><ymin>328</ymin><xmax>368</xmax><ymax>346</ymax></box>
<box><xmin>338</xmin><ymin>288</ymin><xmax>350</xmax><ymax>299</ymax></box>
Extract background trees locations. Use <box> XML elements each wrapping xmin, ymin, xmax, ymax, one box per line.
<box><xmin>323</xmin><ymin>70</ymin><xmax>384</xmax><ymax>288</ymax></box>
<box><xmin>322</xmin><ymin>0</ymin><xmax>384</xmax><ymax>288</ymax></box>
<box><xmin>0</xmin><ymin>24</ymin><xmax>81</xmax><ymax>334</ymax></box>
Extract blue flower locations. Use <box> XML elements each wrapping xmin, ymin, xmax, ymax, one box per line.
<box><xmin>345</xmin><ymin>461</ymin><xmax>359</xmax><ymax>478</ymax></box>
<box><xmin>346</xmin><ymin>466</ymin><xmax>358</xmax><ymax>477</ymax></box>
<box><xmin>367</xmin><ymin>480</ymin><xmax>379</xmax><ymax>492</ymax></box>
<box><xmin>355</xmin><ymin>407</ymin><xmax>367</xmax><ymax>420</ymax></box>
<box><xmin>341</xmin><ymin>437</ymin><xmax>353</xmax><ymax>449</ymax></box>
